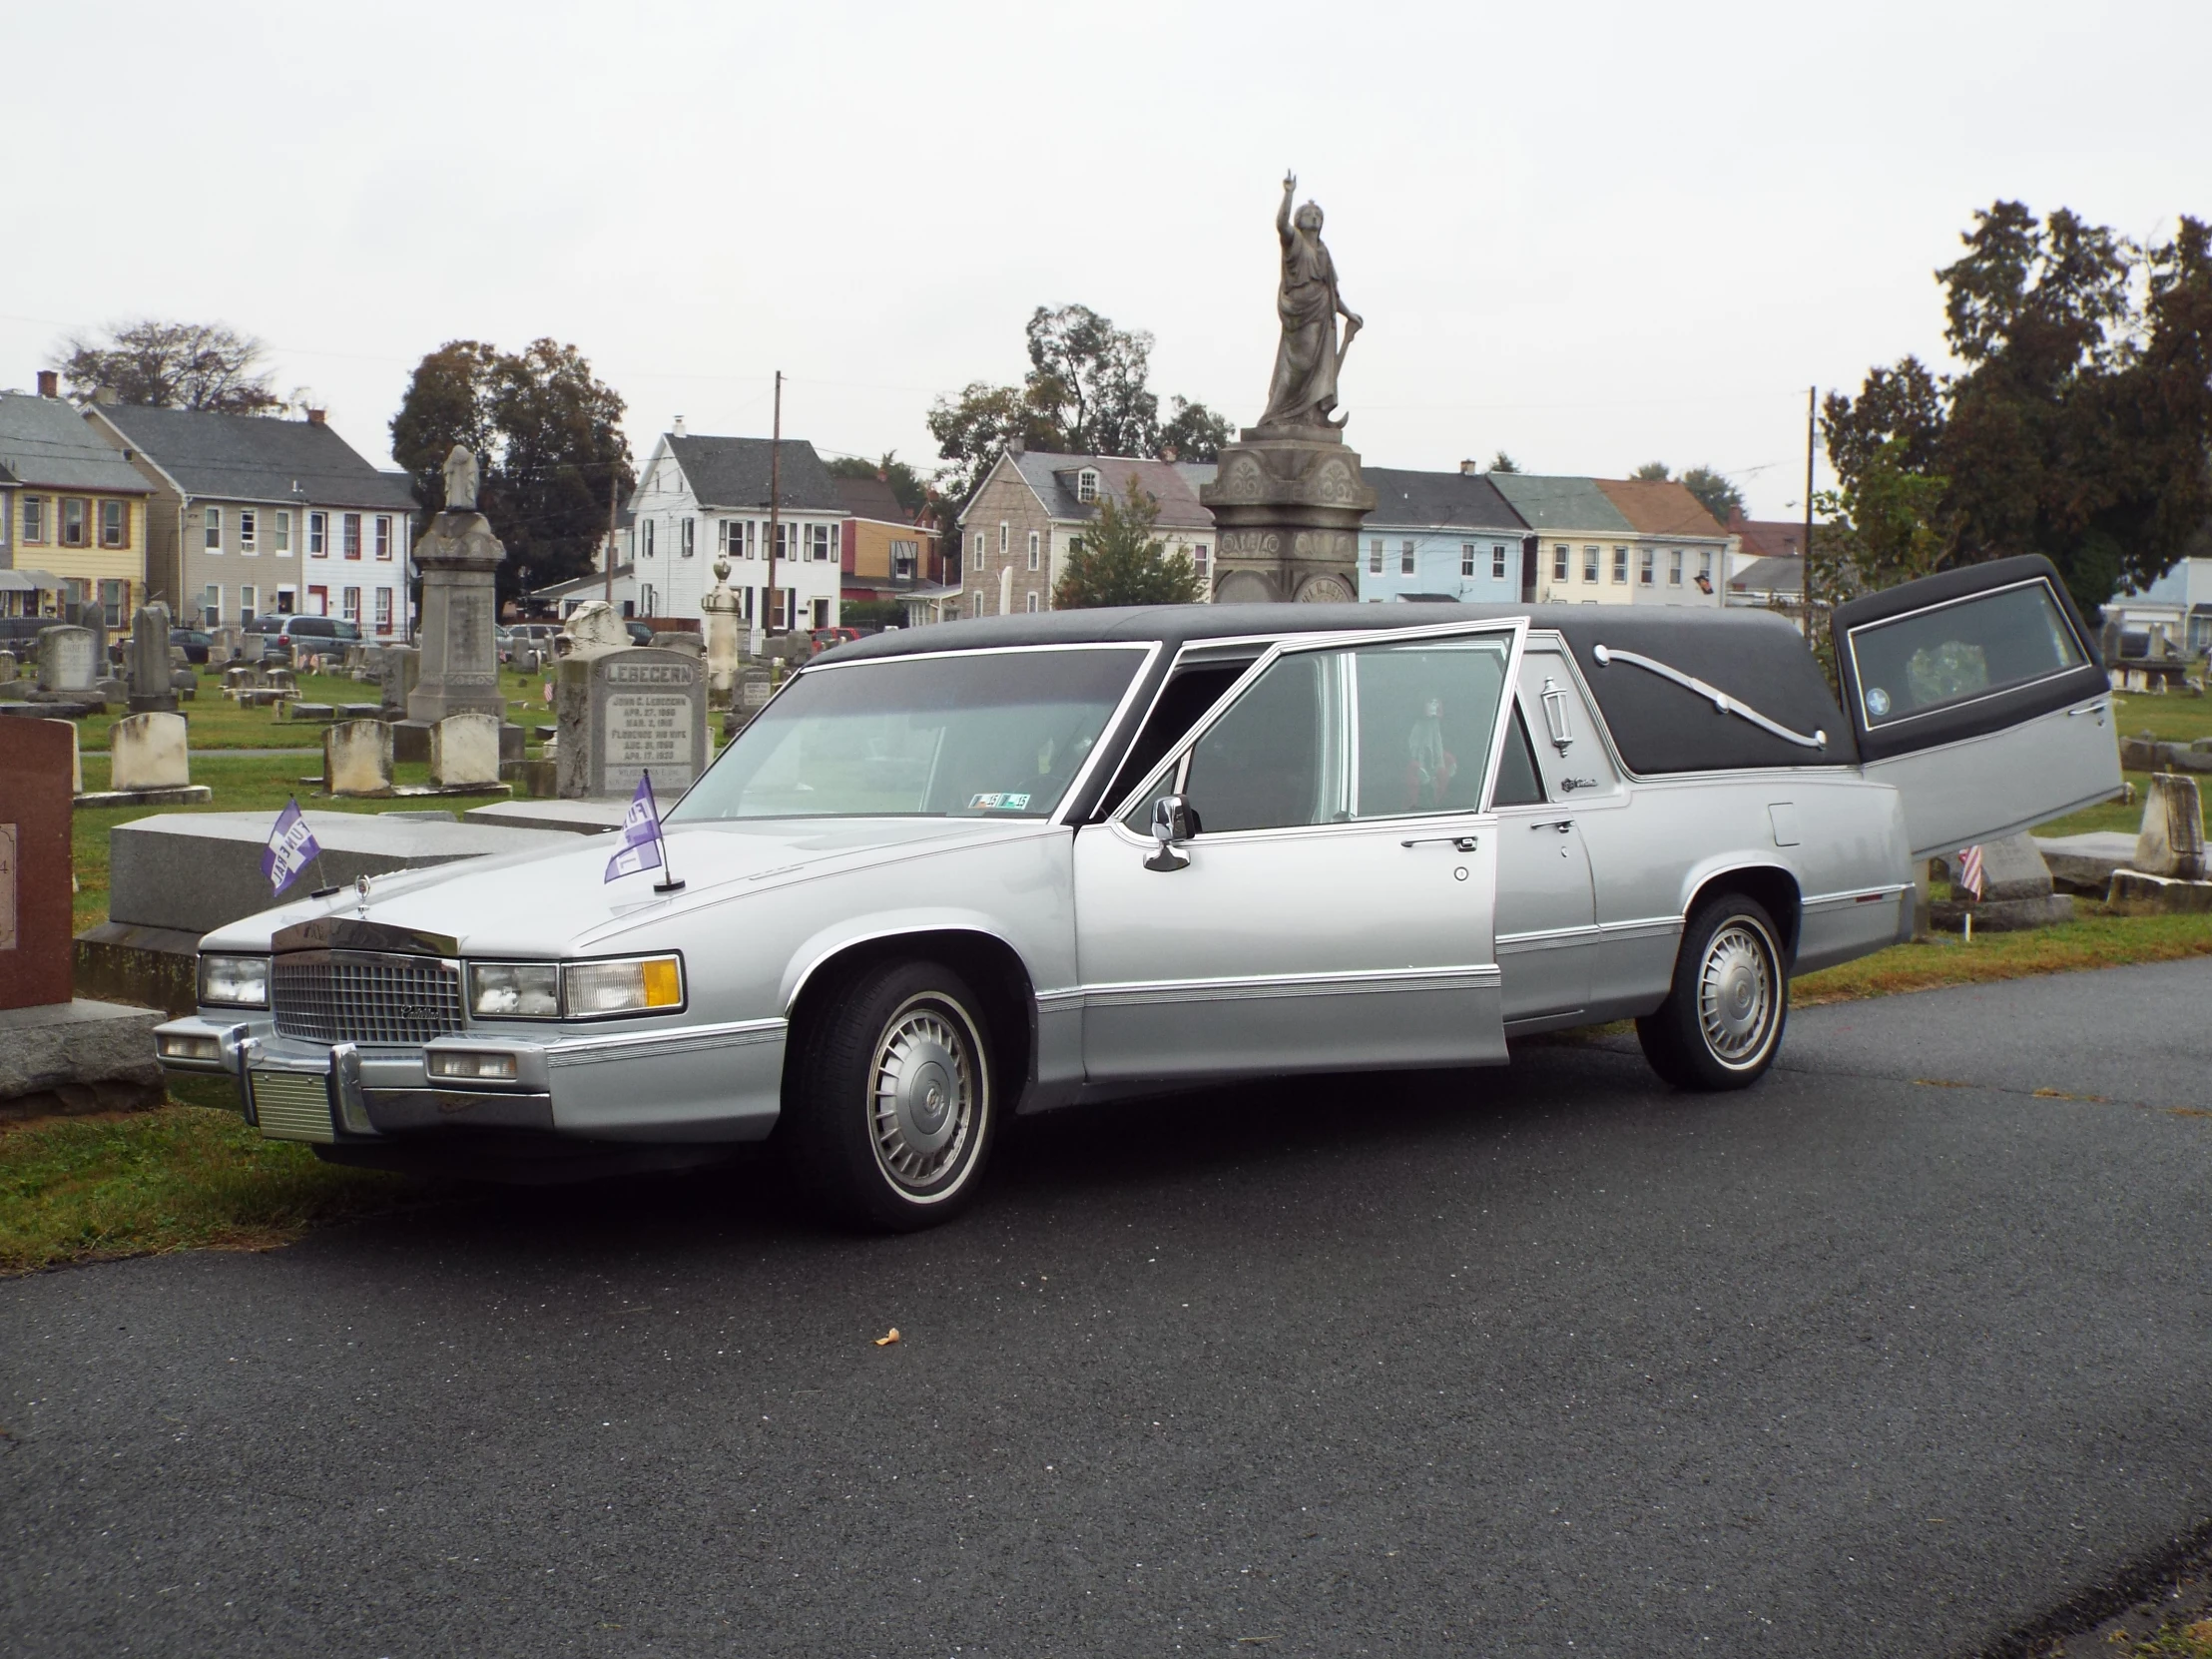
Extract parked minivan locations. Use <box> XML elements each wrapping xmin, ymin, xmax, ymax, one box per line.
<box><xmin>245</xmin><ymin>615</ymin><xmax>365</xmax><ymax>662</ymax></box>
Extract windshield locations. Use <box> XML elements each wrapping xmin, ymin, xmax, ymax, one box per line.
<box><xmin>670</xmin><ymin>647</ymin><xmax>1147</xmax><ymax>824</ymax></box>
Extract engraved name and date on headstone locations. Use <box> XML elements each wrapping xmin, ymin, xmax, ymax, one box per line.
<box><xmin>602</xmin><ymin>659</ymin><xmax>699</xmax><ymax>794</ymax></box>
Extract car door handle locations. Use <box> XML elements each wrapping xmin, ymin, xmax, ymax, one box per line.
<box><xmin>2065</xmin><ymin>702</ymin><xmax>2109</xmax><ymax>721</ymax></box>
<box><xmin>1401</xmin><ymin>834</ymin><xmax>1479</xmax><ymax>851</ymax></box>
<box><xmin>1531</xmin><ymin>819</ymin><xmax>1575</xmax><ymax>832</ymax></box>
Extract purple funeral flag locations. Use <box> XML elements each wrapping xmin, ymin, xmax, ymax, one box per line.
<box><xmin>263</xmin><ymin>798</ymin><xmax>321</xmax><ymax>896</ymax></box>
<box><xmin>604</xmin><ymin>773</ymin><xmax>665</xmax><ymax>881</ymax></box>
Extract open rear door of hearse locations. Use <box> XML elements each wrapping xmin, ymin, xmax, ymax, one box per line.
<box><xmin>1832</xmin><ymin>554</ymin><xmax>2120</xmax><ymax>861</ymax></box>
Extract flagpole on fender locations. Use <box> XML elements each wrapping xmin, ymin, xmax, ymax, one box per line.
<box><xmin>648</xmin><ymin>770</ymin><xmax>684</xmax><ymax>893</ymax></box>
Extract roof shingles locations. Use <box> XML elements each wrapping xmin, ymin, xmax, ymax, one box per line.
<box><xmin>90</xmin><ymin>403</ymin><xmax>415</xmax><ymax>509</ymax></box>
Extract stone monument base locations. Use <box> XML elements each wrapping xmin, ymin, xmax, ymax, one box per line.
<box><xmin>0</xmin><ymin>998</ymin><xmax>167</xmax><ymax>1120</ymax></box>
<box><xmin>1201</xmin><ymin>428</ymin><xmax>1377</xmax><ymax>604</ymax></box>
<box><xmin>392</xmin><ymin>719</ymin><xmax>525</xmax><ymax>766</ymax></box>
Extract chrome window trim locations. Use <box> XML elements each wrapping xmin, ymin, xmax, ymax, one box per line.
<box><xmin>1842</xmin><ymin>575</ymin><xmax>2091</xmax><ymax>733</ymax></box>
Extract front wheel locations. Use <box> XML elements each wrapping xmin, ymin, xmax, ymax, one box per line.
<box><xmin>783</xmin><ymin>959</ymin><xmax>998</xmax><ymax>1231</ymax></box>
<box><xmin>1636</xmin><ymin>894</ymin><xmax>1788</xmax><ymax>1091</ymax></box>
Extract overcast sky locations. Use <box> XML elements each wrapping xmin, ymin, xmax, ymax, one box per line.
<box><xmin>9</xmin><ymin>0</ymin><xmax>2205</xmax><ymax>519</ymax></box>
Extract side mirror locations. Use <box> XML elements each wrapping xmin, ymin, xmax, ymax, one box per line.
<box><xmin>1144</xmin><ymin>794</ymin><xmax>1194</xmax><ymax>871</ymax></box>
<box><xmin>1540</xmin><ymin>678</ymin><xmax>1574</xmax><ymax>753</ymax></box>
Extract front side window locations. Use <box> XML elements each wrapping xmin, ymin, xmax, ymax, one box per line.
<box><xmin>100</xmin><ymin>499</ymin><xmax>127</xmax><ymax>548</ymax></box>
<box><xmin>308</xmin><ymin>511</ymin><xmax>326</xmax><ymax>555</ymax></box>
<box><xmin>375</xmin><ymin>515</ymin><xmax>392</xmax><ymax>559</ymax></box>
<box><xmin>673</xmin><ymin>647</ymin><xmax>1147</xmax><ymax>824</ymax></box>
<box><xmin>342</xmin><ymin>513</ymin><xmax>361</xmax><ymax>558</ymax></box>
<box><xmin>1848</xmin><ymin>579</ymin><xmax>2087</xmax><ymax>729</ymax></box>
<box><xmin>60</xmin><ymin>497</ymin><xmax>89</xmax><ymax>547</ymax></box>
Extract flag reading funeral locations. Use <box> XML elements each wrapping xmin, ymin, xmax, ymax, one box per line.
<box><xmin>605</xmin><ymin>773</ymin><xmax>666</xmax><ymax>881</ymax></box>
<box><xmin>263</xmin><ymin>799</ymin><xmax>322</xmax><ymax>897</ymax></box>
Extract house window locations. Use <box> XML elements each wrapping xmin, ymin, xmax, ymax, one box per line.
<box><xmin>681</xmin><ymin>517</ymin><xmax>696</xmax><ymax>558</ymax></box>
<box><xmin>1460</xmin><ymin>544</ymin><xmax>1475</xmax><ymax>578</ymax></box>
<box><xmin>274</xmin><ymin>510</ymin><xmax>291</xmax><ymax>554</ymax></box>
<box><xmin>240</xmin><ymin>508</ymin><xmax>259</xmax><ymax>553</ymax></box>
<box><xmin>275</xmin><ymin>586</ymin><xmax>295</xmax><ymax>615</ymax></box>
<box><xmin>100</xmin><ymin>499</ymin><xmax>127</xmax><ymax>549</ymax></box>
<box><xmin>22</xmin><ymin>496</ymin><xmax>46</xmax><ymax>543</ymax></box>
<box><xmin>1401</xmin><ymin>541</ymin><xmax>1416</xmax><ymax>577</ymax></box>
<box><xmin>100</xmin><ymin>579</ymin><xmax>128</xmax><ymax>628</ymax></box>
<box><xmin>969</xmin><ymin>530</ymin><xmax>983</xmax><ymax>568</ymax></box>
<box><xmin>374</xmin><ymin>589</ymin><xmax>393</xmax><ymax>633</ymax></box>
<box><xmin>375</xmin><ymin>515</ymin><xmax>393</xmax><ymax>560</ymax></box>
<box><xmin>200</xmin><ymin>584</ymin><xmax>221</xmax><ymax>625</ymax></box>
<box><xmin>1026</xmin><ymin>591</ymin><xmax>1040</xmax><ymax>613</ymax></box>
<box><xmin>341</xmin><ymin>586</ymin><xmax>360</xmax><ymax>623</ymax></box>
<box><xmin>811</xmin><ymin>523</ymin><xmax>832</xmax><ymax>562</ymax></box>
<box><xmin>1553</xmin><ymin>544</ymin><xmax>1568</xmax><ymax>582</ymax></box>
<box><xmin>1193</xmin><ymin>543</ymin><xmax>1209</xmax><ymax>580</ymax></box>
<box><xmin>642</xmin><ymin>519</ymin><xmax>656</xmax><ymax>559</ymax></box>
<box><xmin>1669</xmin><ymin>550</ymin><xmax>1683</xmax><ymax>586</ymax></box>
<box><xmin>1077</xmin><ymin>469</ymin><xmax>1099</xmax><ymax>504</ymax></box>
<box><xmin>1369</xmin><ymin>538</ymin><xmax>1383</xmax><ymax>575</ymax></box>
<box><xmin>1027</xmin><ymin>530</ymin><xmax>1040</xmax><ymax>572</ymax></box>
<box><xmin>239</xmin><ymin>584</ymin><xmax>259</xmax><ymax>623</ymax></box>
<box><xmin>308</xmin><ymin>511</ymin><xmax>326</xmax><ymax>556</ymax></box>
<box><xmin>891</xmin><ymin>539</ymin><xmax>917</xmax><ymax>579</ymax></box>
<box><xmin>998</xmin><ymin>521</ymin><xmax>1009</xmax><ymax>556</ymax></box>
<box><xmin>1492</xmin><ymin>544</ymin><xmax>1507</xmax><ymax>580</ymax></box>
<box><xmin>59</xmin><ymin>497</ymin><xmax>89</xmax><ymax>547</ymax></box>
<box><xmin>1612</xmin><ymin>547</ymin><xmax>1629</xmax><ymax>584</ymax></box>
<box><xmin>1583</xmin><ymin>546</ymin><xmax>1599</xmax><ymax>583</ymax></box>
<box><xmin>342</xmin><ymin>513</ymin><xmax>361</xmax><ymax>558</ymax></box>
<box><xmin>1639</xmin><ymin>548</ymin><xmax>1655</xmax><ymax>585</ymax></box>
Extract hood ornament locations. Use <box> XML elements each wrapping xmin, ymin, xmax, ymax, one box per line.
<box><xmin>354</xmin><ymin>873</ymin><xmax>372</xmax><ymax>916</ymax></box>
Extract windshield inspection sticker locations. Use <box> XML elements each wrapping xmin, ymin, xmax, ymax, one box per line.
<box><xmin>968</xmin><ymin>793</ymin><xmax>1032</xmax><ymax>812</ymax></box>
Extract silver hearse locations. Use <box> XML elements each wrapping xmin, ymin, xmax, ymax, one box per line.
<box><xmin>156</xmin><ymin>555</ymin><xmax>2119</xmax><ymax>1228</ymax></box>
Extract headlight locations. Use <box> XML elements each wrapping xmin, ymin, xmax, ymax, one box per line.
<box><xmin>469</xmin><ymin>962</ymin><xmax>561</xmax><ymax>1018</ymax></box>
<box><xmin>564</xmin><ymin>955</ymin><xmax>684</xmax><ymax>1016</ymax></box>
<box><xmin>199</xmin><ymin>953</ymin><xmax>270</xmax><ymax>1008</ymax></box>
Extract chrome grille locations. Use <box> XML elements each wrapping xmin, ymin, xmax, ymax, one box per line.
<box><xmin>272</xmin><ymin>949</ymin><xmax>463</xmax><ymax>1046</ymax></box>
<box><xmin>252</xmin><ymin>1070</ymin><xmax>333</xmax><ymax>1143</ymax></box>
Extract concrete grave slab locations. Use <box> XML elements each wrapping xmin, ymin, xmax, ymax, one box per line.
<box><xmin>324</xmin><ymin>720</ymin><xmax>393</xmax><ymax>797</ymax></box>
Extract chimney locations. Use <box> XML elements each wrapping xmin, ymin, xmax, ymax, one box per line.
<box><xmin>672</xmin><ymin>415</ymin><xmax>687</xmax><ymax>437</ymax></box>
<box><xmin>93</xmin><ymin>385</ymin><xmax>119</xmax><ymax>406</ymax></box>
<box><xmin>1459</xmin><ymin>458</ymin><xmax>1477</xmax><ymax>476</ymax></box>
<box><xmin>305</xmin><ymin>407</ymin><xmax>326</xmax><ymax>426</ymax></box>
<box><xmin>37</xmin><ymin>369</ymin><xmax>58</xmax><ymax>398</ymax></box>
<box><xmin>1007</xmin><ymin>435</ymin><xmax>1025</xmax><ymax>457</ymax></box>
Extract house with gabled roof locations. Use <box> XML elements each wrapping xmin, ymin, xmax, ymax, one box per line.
<box><xmin>0</xmin><ymin>377</ymin><xmax>156</xmax><ymax>625</ymax></box>
<box><xmin>627</xmin><ymin>422</ymin><xmax>847</xmax><ymax>633</ymax></box>
<box><xmin>1354</xmin><ymin>464</ymin><xmax>1532</xmax><ymax>603</ymax></box>
<box><xmin>1488</xmin><ymin>474</ymin><xmax>1642</xmax><ymax>606</ymax></box>
<box><xmin>1593</xmin><ymin>479</ymin><xmax>1735</xmax><ymax>607</ymax></box>
<box><xmin>87</xmin><ymin>401</ymin><xmax>417</xmax><ymax>634</ymax></box>
<box><xmin>956</xmin><ymin>448</ymin><xmax>1215</xmax><ymax>616</ymax></box>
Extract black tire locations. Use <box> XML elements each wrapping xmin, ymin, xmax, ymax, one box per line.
<box><xmin>782</xmin><ymin>959</ymin><xmax>998</xmax><ymax>1231</ymax></box>
<box><xmin>1636</xmin><ymin>894</ymin><xmax>1789</xmax><ymax>1091</ymax></box>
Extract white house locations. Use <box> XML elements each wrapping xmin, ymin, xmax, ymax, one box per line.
<box><xmin>627</xmin><ymin>422</ymin><xmax>847</xmax><ymax>634</ymax></box>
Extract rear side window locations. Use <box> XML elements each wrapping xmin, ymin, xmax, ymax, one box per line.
<box><xmin>1848</xmin><ymin>579</ymin><xmax>2085</xmax><ymax>728</ymax></box>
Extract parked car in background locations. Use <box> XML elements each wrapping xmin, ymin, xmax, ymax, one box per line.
<box><xmin>625</xmin><ymin>620</ymin><xmax>655</xmax><ymax>646</ymax></box>
<box><xmin>244</xmin><ymin>615</ymin><xmax>364</xmax><ymax>664</ymax></box>
<box><xmin>169</xmin><ymin>627</ymin><xmax>213</xmax><ymax>665</ymax></box>
<box><xmin>501</xmin><ymin>622</ymin><xmax>561</xmax><ymax>663</ymax></box>
<box><xmin>810</xmin><ymin>626</ymin><xmax>860</xmax><ymax>655</ymax></box>
<box><xmin>157</xmin><ymin>556</ymin><xmax>2117</xmax><ymax>1232</ymax></box>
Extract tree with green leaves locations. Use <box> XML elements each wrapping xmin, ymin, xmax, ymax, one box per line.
<box><xmin>59</xmin><ymin>319</ymin><xmax>285</xmax><ymax>413</ymax></box>
<box><xmin>928</xmin><ymin>304</ymin><xmax>1230</xmax><ymax>507</ymax></box>
<box><xmin>824</xmin><ymin>451</ymin><xmax>931</xmax><ymax>517</ymax></box>
<box><xmin>1052</xmin><ymin>482</ymin><xmax>1201</xmax><ymax>609</ymax></box>
<box><xmin>1824</xmin><ymin>202</ymin><xmax>2212</xmax><ymax>617</ymax></box>
<box><xmin>1631</xmin><ymin>461</ymin><xmax>1671</xmax><ymax>481</ymax></box>
<box><xmin>1487</xmin><ymin>452</ymin><xmax>1520</xmax><ymax>473</ymax></box>
<box><xmin>1679</xmin><ymin>467</ymin><xmax>1746</xmax><ymax>527</ymax></box>
<box><xmin>390</xmin><ymin>338</ymin><xmax>633</xmax><ymax>605</ymax></box>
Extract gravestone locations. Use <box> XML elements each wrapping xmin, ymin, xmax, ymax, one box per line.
<box><xmin>125</xmin><ymin>603</ymin><xmax>177</xmax><ymax>714</ymax></box>
<box><xmin>557</xmin><ymin>600</ymin><xmax>629</xmax><ymax>659</ymax></box>
<box><xmin>377</xmin><ymin>645</ymin><xmax>420</xmax><ymax>715</ymax></box>
<box><xmin>1930</xmin><ymin>832</ymin><xmax>2071</xmax><ymax>931</ymax></box>
<box><xmin>324</xmin><ymin>720</ymin><xmax>394</xmax><ymax>797</ymax></box>
<box><xmin>2135</xmin><ymin>773</ymin><xmax>2207</xmax><ymax>880</ymax></box>
<box><xmin>556</xmin><ymin>647</ymin><xmax>706</xmax><ymax>799</ymax></box>
<box><xmin>430</xmin><ymin>712</ymin><xmax>503</xmax><ymax>788</ymax></box>
<box><xmin>109</xmin><ymin>713</ymin><xmax>191</xmax><ymax>791</ymax></box>
<box><xmin>727</xmin><ymin>663</ymin><xmax>776</xmax><ymax>736</ymax></box>
<box><xmin>209</xmin><ymin>624</ymin><xmax>245</xmax><ymax>664</ymax></box>
<box><xmin>404</xmin><ymin>467</ymin><xmax>506</xmax><ymax>727</ymax></box>
<box><xmin>35</xmin><ymin>625</ymin><xmax>97</xmax><ymax>695</ymax></box>
<box><xmin>0</xmin><ymin>652</ymin><xmax>17</xmax><ymax>684</ymax></box>
<box><xmin>0</xmin><ymin>719</ymin><xmax>74</xmax><ymax>1008</ymax></box>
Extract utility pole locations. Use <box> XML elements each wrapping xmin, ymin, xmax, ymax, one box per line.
<box><xmin>604</xmin><ymin>469</ymin><xmax>617</xmax><ymax>609</ymax></box>
<box><xmin>1803</xmin><ymin>385</ymin><xmax>1818</xmax><ymax>639</ymax></box>
<box><xmin>766</xmin><ymin>369</ymin><xmax>783</xmax><ymax>640</ymax></box>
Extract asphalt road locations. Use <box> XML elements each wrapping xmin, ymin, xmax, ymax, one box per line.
<box><xmin>4</xmin><ymin>960</ymin><xmax>2210</xmax><ymax>1658</ymax></box>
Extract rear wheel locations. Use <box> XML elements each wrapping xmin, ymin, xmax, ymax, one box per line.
<box><xmin>1636</xmin><ymin>894</ymin><xmax>1788</xmax><ymax>1091</ymax></box>
<box><xmin>783</xmin><ymin>959</ymin><xmax>997</xmax><ymax>1231</ymax></box>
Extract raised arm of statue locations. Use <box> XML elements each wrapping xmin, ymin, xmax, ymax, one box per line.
<box><xmin>1278</xmin><ymin>172</ymin><xmax>1297</xmax><ymax>240</ymax></box>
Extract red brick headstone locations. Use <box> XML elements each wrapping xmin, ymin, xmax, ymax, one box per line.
<box><xmin>0</xmin><ymin>719</ymin><xmax>74</xmax><ymax>1010</ymax></box>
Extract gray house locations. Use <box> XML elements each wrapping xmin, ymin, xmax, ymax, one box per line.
<box><xmin>86</xmin><ymin>404</ymin><xmax>418</xmax><ymax>636</ymax></box>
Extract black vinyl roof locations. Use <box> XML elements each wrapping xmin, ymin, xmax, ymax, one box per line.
<box><xmin>826</xmin><ymin>603</ymin><xmax>1858</xmax><ymax>777</ymax></box>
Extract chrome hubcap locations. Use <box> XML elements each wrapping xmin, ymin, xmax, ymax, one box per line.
<box><xmin>1697</xmin><ymin>920</ymin><xmax>1777</xmax><ymax>1067</ymax></box>
<box><xmin>870</xmin><ymin>996</ymin><xmax>979</xmax><ymax>1195</ymax></box>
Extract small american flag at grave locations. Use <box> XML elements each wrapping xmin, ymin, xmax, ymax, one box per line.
<box><xmin>1956</xmin><ymin>843</ymin><xmax>1985</xmax><ymax>900</ymax></box>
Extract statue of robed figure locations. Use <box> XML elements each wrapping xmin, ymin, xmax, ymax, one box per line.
<box><xmin>1259</xmin><ymin>172</ymin><xmax>1363</xmax><ymax>430</ymax></box>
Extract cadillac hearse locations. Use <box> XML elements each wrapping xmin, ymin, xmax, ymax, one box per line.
<box><xmin>156</xmin><ymin>555</ymin><xmax>2120</xmax><ymax>1229</ymax></box>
